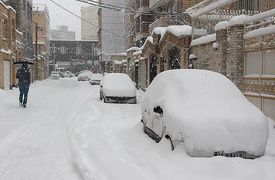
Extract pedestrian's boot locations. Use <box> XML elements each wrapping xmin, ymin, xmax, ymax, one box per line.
<box><xmin>22</xmin><ymin>104</ymin><xmax>27</xmax><ymax>108</ymax></box>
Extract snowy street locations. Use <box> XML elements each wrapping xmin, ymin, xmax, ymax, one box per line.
<box><xmin>0</xmin><ymin>78</ymin><xmax>275</xmax><ymax>180</ymax></box>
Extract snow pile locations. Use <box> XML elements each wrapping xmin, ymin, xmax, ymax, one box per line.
<box><xmin>102</xmin><ymin>73</ymin><xmax>136</xmax><ymax>97</ymax></box>
<box><xmin>244</xmin><ymin>25</ymin><xmax>275</xmax><ymax>39</ymax></box>
<box><xmin>214</xmin><ymin>21</ymin><xmax>229</xmax><ymax>31</ymax></box>
<box><xmin>191</xmin><ymin>33</ymin><xmax>216</xmax><ymax>46</ymax></box>
<box><xmin>141</xmin><ymin>69</ymin><xmax>269</xmax><ymax>157</ymax></box>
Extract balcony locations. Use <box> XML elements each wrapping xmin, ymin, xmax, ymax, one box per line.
<box><xmin>149</xmin><ymin>0</ymin><xmax>171</xmax><ymax>9</ymax></box>
<box><xmin>135</xmin><ymin>22</ymin><xmax>150</xmax><ymax>41</ymax></box>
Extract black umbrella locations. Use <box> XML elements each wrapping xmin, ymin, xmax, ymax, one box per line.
<box><xmin>13</xmin><ymin>61</ymin><xmax>34</xmax><ymax>65</ymax></box>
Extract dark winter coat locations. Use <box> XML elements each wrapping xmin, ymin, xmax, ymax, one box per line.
<box><xmin>16</xmin><ymin>68</ymin><xmax>31</xmax><ymax>86</ymax></box>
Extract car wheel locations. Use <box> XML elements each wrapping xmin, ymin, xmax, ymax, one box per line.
<box><xmin>103</xmin><ymin>97</ymin><xmax>107</xmax><ymax>103</ymax></box>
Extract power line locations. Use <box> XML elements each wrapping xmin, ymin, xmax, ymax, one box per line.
<box><xmin>48</xmin><ymin>0</ymin><xmax>123</xmax><ymax>38</ymax></box>
<box><xmin>76</xmin><ymin>0</ymin><xmax>122</xmax><ymax>11</ymax></box>
<box><xmin>76</xmin><ymin>0</ymin><xmax>132</xmax><ymax>11</ymax></box>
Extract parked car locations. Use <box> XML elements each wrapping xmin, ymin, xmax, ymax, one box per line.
<box><xmin>141</xmin><ymin>69</ymin><xmax>269</xmax><ymax>159</ymax></box>
<box><xmin>50</xmin><ymin>71</ymin><xmax>60</xmax><ymax>80</ymax></box>
<box><xmin>78</xmin><ymin>72</ymin><xmax>92</xmax><ymax>81</ymax></box>
<box><xmin>89</xmin><ymin>73</ymin><xmax>103</xmax><ymax>85</ymax></box>
<box><xmin>100</xmin><ymin>73</ymin><xmax>136</xmax><ymax>104</ymax></box>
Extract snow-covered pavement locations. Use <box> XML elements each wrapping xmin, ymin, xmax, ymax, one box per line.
<box><xmin>0</xmin><ymin>78</ymin><xmax>275</xmax><ymax>180</ymax></box>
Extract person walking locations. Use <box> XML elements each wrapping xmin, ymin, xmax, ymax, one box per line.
<box><xmin>16</xmin><ymin>63</ymin><xmax>31</xmax><ymax>108</ymax></box>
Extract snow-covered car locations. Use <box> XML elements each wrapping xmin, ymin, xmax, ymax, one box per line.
<box><xmin>50</xmin><ymin>71</ymin><xmax>60</xmax><ymax>80</ymax></box>
<box><xmin>77</xmin><ymin>72</ymin><xmax>91</xmax><ymax>81</ymax></box>
<box><xmin>100</xmin><ymin>73</ymin><xmax>136</xmax><ymax>104</ymax></box>
<box><xmin>89</xmin><ymin>73</ymin><xmax>103</xmax><ymax>85</ymax></box>
<box><xmin>141</xmin><ymin>69</ymin><xmax>269</xmax><ymax>159</ymax></box>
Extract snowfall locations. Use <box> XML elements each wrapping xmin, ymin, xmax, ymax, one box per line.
<box><xmin>0</xmin><ymin>78</ymin><xmax>274</xmax><ymax>180</ymax></box>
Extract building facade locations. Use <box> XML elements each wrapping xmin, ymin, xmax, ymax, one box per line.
<box><xmin>4</xmin><ymin>0</ymin><xmax>34</xmax><ymax>61</ymax></box>
<box><xmin>50</xmin><ymin>25</ymin><xmax>76</xmax><ymax>40</ymax></box>
<box><xmin>32</xmin><ymin>3</ymin><xmax>50</xmax><ymax>80</ymax></box>
<box><xmin>101</xmin><ymin>0</ymin><xmax>125</xmax><ymax>54</ymax></box>
<box><xmin>0</xmin><ymin>0</ymin><xmax>16</xmax><ymax>90</ymax></box>
<box><xmin>50</xmin><ymin>40</ymin><xmax>98</xmax><ymax>73</ymax></box>
<box><xmin>81</xmin><ymin>6</ymin><xmax>98</xmax><ymax>41</ymax></box>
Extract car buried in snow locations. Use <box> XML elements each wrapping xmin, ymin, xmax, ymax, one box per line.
<box><xmin>89</xmin><ymin>73</ymin><xmax>103</xmax><ymax>85</ymax></box>
<box><xmin>141</xmin><ymin>69</ymin><xmax>269</xmax><ymax>159</ymax></box>
<box><xmin>100</xmin><ymin>73</ymin><xmax>137</xmax><ymax>104</ymax></box>
<box><xmin>77</xmin><ymin>71</ymin><xmax>92</xmax><ymax>81</ymax></box>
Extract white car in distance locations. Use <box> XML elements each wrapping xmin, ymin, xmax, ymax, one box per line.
<box><xmin>50</xmin><ymin>71</ymin><xmax>60</xmax><ymax>80</ymax></box>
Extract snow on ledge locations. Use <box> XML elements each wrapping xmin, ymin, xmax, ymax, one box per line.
<box><xmin>0</xmin><ymin>48</ymin><xmax>12</xmax><ymax>55</ymax></box>
<box><xmin>126</xmin><ymin>47</ymin><xmax>140</xmax><ymax>52</ymax></box>
<box><xmin>229</xmin><ymin>15</ymin><xmax>250</xmax><ymax>26</ymax></box>
<box><xmin>215</xmin><ymin>21</ymin><xmax>229</xmax><ymax>31</ymax></box>
<box><xmin>244</xmin><ymin>25</ymin><xmax>275</xmax><ymax>39</ymax></box>
<box><xmin>191</xmin><ymin>33</ymin><xmax>216</xmax><ymax>46</ymax></box>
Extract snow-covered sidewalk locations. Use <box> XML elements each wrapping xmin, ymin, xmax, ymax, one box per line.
<box><xmin>0</xmin><ymin>78</ymin><xmax>274</xmax><ymax>180</ymax></box>
<box><xmin>0</xmin><ymin>79</ymin><xmax>92</xmax><ymax>180</ymax></box>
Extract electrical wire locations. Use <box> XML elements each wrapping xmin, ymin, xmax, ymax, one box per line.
<box><xmin>48</xmin><ymin>0</ymin><xmax>123</xmax><ymax>38</ymax></box>
<box><xmin>76</xmin><ymin>0</ymin><xmax>132</xmax><ymax>11</ymax></box>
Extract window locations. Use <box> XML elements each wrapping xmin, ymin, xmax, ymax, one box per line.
<box><xmin>76</xmin><ymin>46</ymin><xmax>82</xmax><ymax>55</ymax></box>
<box><xmin>2</xmin><ymin>18</ymin><xmax>8</xmax><ymax>39</ymax></box>
<box><xmin>60</xmin><ymin>47</ymin><xmax>66</xmax><ymax>54</ymax></box>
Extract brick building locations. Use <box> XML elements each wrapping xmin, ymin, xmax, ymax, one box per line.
<box><xmin>0</xmin><ymin>1</ymin><xmax>16</xmax><ymax>90</ymax></box>
<box><xmin>5</xmin><ymin>0</ymin><xmax>34</xmax><ymax>61</ymax></box>
<box><xmin>32</xmin><ymin>3</ymin><xmax>50</xmax><ymax>81</ymax></box>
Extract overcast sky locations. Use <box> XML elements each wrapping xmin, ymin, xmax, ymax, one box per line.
<box><xmin>33</xmin><ymin>0</ymin><xmax>90</xmax><ymax>39</ymax></box>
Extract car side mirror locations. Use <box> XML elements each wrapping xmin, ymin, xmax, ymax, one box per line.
<box><xmin>153</xmin><ymin>106</ymin><xmax>163</xmax><ymax>115</ymax></box>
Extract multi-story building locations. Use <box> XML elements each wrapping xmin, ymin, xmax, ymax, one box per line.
<box><xmin>81</xmin><ymin>6</ymin><xmax>99</xmax><ymax>41</ymax></box>
<box><xmin>0</xmin><ymin>0</ymin><xmax>16</xmax><ymax>90</ymax></box>
<box><xmin>32</xmin><ymin>3</ymin><xmax>50</xmax><ymax>80</ymax></box>
<box><xmin>135</xmin><ymin>0</ymin><xmax>154</xmax><ymax>47</ymax></box>
<box><xmin>101</xmin><ymin>0</ymin><xmax>125</xmax><ymax>54</ymax></box>
<box><xmin>50</xmin><ymin>40</ymin><xmax>98</xmax><ymax>73</ymax></box>
<box><xmin>4</xmin><ymin>0</ymin><xmax>34</xmax><ymax>61</ymax></box>
<box><xmin>50</xmin><ymin>25</ymin><xmax>76</xmax><ymax>40</ymax></box>
<box><xmin>124</xmin><ymin>0</ymin><xmax>135</xmax><ymax>49</ymax></box>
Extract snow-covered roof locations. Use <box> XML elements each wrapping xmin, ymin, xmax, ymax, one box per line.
<box><xmin>191</xmin><ymin>33</ymin><xmax>216</xmax><ymax>46</ymax></box>
<box><xmin>151</xmin><ymin>27</ymin><xmax>166</xmax><ymax>36</ymax></box>
<box><xmin>0</xmin><ymin>0</ymin><xmax>16</xmax><ymax>13</ymax></box>
<box><xmin>245</xmin><ymin>8</ymin><xmax>275</xmax><ymax>24</ymax></box>
<box><xmin>186</xmin><ymin>0</ymin><xmax>239</xmax><ymax>18</ymax></box>
<box><xmin>151</xmin><ymin>25</ymin><xmax>207</xmax><ymax>42</ymax></box>
<box><xmin>244</xmin><ymin>25</ymin><xmax>275</xmax><ymax>39</ymax></box>
<box><xmin>140</xmin><ymin>36</ymin><xmax>153</xmax><ymax>50</ymax></box>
